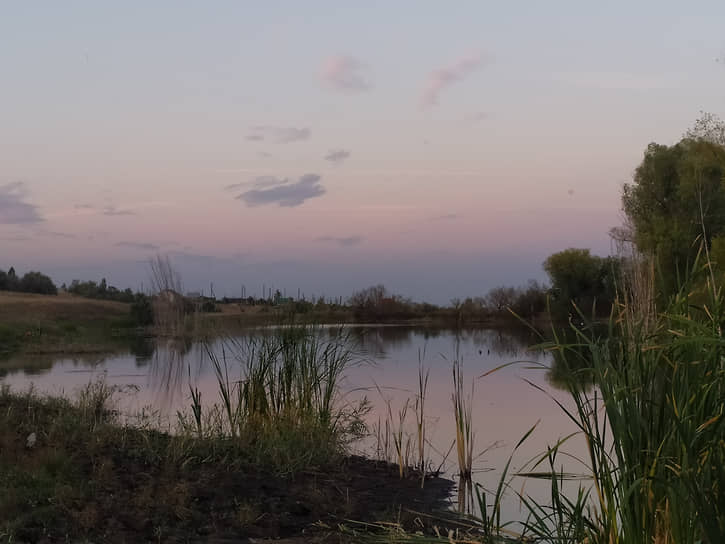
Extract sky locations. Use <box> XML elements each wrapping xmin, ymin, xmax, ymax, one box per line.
<box><xmin>1</xmin><ymin>2</ymin><xmax>724</xmax><ymax>304</ymax></box>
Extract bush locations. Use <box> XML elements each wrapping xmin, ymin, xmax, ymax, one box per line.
<box><xmin>67</xmin><ymin>279</ymin><xmax>135</xmax><ymax>303</ymax></box>
<box><xmin>18</xmin><ymin>271</ymin><xmax>58</xmax><ymax>295</ymax></box>
<box><xmin>130</xmin><ymin>294</ymin><xmax>154</xmax><ymax>326</ymax></box>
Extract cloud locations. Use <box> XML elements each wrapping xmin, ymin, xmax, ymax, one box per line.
<box><xmin>74</xmin><ymin>203</ymin><xmax>94</xmax><ymax>210</ymax></box>
<box><xmin>556</xmin><ymin>71</ymin><xmax>675</xmax><ymax>90</ymax></box>
<box><xmin>235</xmin><ymin>173</ymin><xmax>325</xmax><ymax>207</ymax></box>
<box><xmin>115</xmin><ymin>241</ymin><xmax>161</xmax><ymax>251</ymax></box>
<box><xmin>467</xmin><ymin>111</ymin><xmax>489</xmax><ymax>122</ymax></box>
<box><xmin>0</xmin><ymin>235</ymin><xmax>32</xmax><ymax>242</ymax></box>
<box><xmin>225</xmin><ymin>176</ymin><xmax>290</xmax><ymax>192</ymax></box>
<box><xmin>421</xmin><ymin>52</ymin><xmax>485</xmax><ymax>108</ymax></box>
<box><xmin>39</xmin><ymin>230</ymin><xmax>77</xmax><ymax>239</ymax></box>
<box><xmin>316</xmin><ymin>235</ymin><xmax>363</xmax><ymax>247</ymax></box>
<box><xmin>0</xmin><ymin>182</ymin><xmax>43</xmax><ymax>224</ymax></box>
<box><xmin>324</xmin><ymin>149</ymin><xmax>351</xmax><ymax>165</ymax></box>
<box><xmin>321</xmin><ymin>56</ymin><xmax>371</xmax><ymax>92</ymax></box>
<box><xmin>247</xmin><ymin>126</ymin><xmax>311</xmax><ymax>143</ymax></box>
<box><xmin>103</xmin><ymin>205</ymin><xmax>136</xmax><ymax>216</ymax></box>
<box><xmin>431</xmin><ymin>213</ymin><xmax>460</xmax><ymax>221</ymax></box>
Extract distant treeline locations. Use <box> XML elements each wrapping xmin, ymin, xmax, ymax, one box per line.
<box><xmin>0</xmin><ymin>267</ymin><xmax>58</xmax><ymax>295</ymax></box>
<box><xmin>347</xmin><ymin>249</ymin><xmax>621</xmax><ymax>324</ymax></box>
<box><xmin>3</xmin><ymin>246</ymin><xmax>621</xmax><ymax>327</ymax></box>
<box><xmin>64</xmin><ymin>278</ymin><xmax>136</xmax><ymax>304</ymax></box>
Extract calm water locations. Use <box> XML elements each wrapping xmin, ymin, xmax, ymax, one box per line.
<box><xmin>0</xmin><ymin>326</ymin><xmax>588</xmax><ymax>527</ymax></box>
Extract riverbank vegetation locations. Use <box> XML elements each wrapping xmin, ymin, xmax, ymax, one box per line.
<box><xmin>0</xmin><ymin>329</ymin><xmax>454</xmax><ymax>543</ymax></box>
<box><xmin>344</xmin><ymin>116</ymin><xmax>725</xmax><ymax>543</ymax></box>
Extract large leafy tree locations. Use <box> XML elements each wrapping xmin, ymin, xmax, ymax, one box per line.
<box><xmin>544</xmin><ymin>248</ymin><xmax>619</xmax><ymax>318</ymax></box>
<box><xmin>622</xmin><ymin>137</ymin><xmax>725</xmax><ymax>293</ymax></box>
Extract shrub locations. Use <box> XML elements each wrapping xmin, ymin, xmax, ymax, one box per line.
<box><xmin>130</xmin><ymin>294</ymin><xmax>154</xmax><ymax>326</ymax></box>
<box><xmin>18</xmin><ymin>271</ymin><xmax>58</xmax><ymax>295</ymax></box>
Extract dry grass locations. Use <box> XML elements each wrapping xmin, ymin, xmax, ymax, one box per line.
<box><xmin>0</xmin><ymin>291</ymin><xmax>129</xmax><ymax>323</ymax></box>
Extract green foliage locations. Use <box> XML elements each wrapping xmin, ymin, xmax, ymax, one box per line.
<box><xmin>130</xmin><ymin>293</ymin><xmax>154</xmax><ymax>326</ymax></box>
<box><xmin>523</xmin><ymin>270</ymin><xmax>725</xmax><ymax>544</ymax></box>
<box><xmin>622</xmin><ymin>138</ymin><xmax>725</xmax><ymax>294</ymax></box>
<box><xmin>0</xmin><ymin>267</ymin><xmax>57</xmax><ymax>295</ymax></box>
<box><xmin>198</xmin><ymin>327</ymin><xmax>368</xmax><ymax>474</ymax></box>
<box><xmin>543</xmin><ymin>248</ymin><xmax>618</xmax><ymax>318</ymax></box>
<box><xmin>684</xmin><ymin>110</ymin><xmax>725</xmax><ymax>146</ymax></box>
<box><xmin>67</xmin><ymin>278</ymin><xmax>135</xmax><ymax>303</ymax></box>
<box><xmin>18</xmin><ymin>271</ymin><xmax>58</xmax><ymax>295</ymax></box>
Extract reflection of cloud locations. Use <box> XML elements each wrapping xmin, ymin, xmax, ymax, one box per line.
<box><xmin>321</xmin><ymin>55</ymin><xmax>371</xmax><ymax>92</ymax></box>
<box><xmin>235</xmin><ymin>174</ymin><xmax>325</xmax><ymax>207</ymax></box>
<box><xmin>103</xmin><ymin>206</ymin><xmax>135</xmax><ymax>216</ymax></box>
<box><xmin>316</xmin><ymin>235</ymin><xmax>363</xmax><ymax>247</ymax></box>
<box><xmin>0</xmin><ymin>182</ymin><xmax>43</xmax><ymax>224</ymax></box>
<box><xmin>324</xmin><ymin>149</ymin><xmax>351</xmax><ymax>165</ymax></box>
<box><xmin>116</xmin><ymin>241</ymin><xmax>161</xmax><ymax>251</ymax></box>
<box><xmin>421</xmin><ymin>52</ymin><xmax>485</xmax><ymax>108</ymax></box>
<box><xmin>74</xmin><ymin>203</ymin><xmax>94</xmax><ymax>210</ymax></box>
<box><xmin>247</xmin><ymin>126</ymin><xmax>311</xmax><ymax>143</ymax></box>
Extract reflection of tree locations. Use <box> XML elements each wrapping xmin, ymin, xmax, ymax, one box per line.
<box><xmin>332</xmin><ymin>325</ymin><xmax>542</xmax><ymax>360</ymax></box>
<box><xmin>458</xmin><ymin>327</ymin><xmax>541</xmax><ymax>358</ymax></box>
<box><xmin>129</xmin><ymin>336</ymin><xmax>156</xmax><ymax>365</ymax></box>
<box><xmin>148</xmin><ymin>337</ymin><xmax>197</xmax><ymax>411</ymax></box>
<box><xmin>544</xmin><ymin>326</ymin><xmax>601</xmax><ymax>391</ymax></box>
<box><xmin>348</xmin><ymin>326</ymin><xmax>414</xmax><ymax>359</ymax></box>
<box><xmin>0</xmin><ymin>352</ymin><xmax>109</xmax><ymax>378</ymax></box>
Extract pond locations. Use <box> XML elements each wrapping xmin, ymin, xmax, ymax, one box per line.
<box><xmin>0</xmin><ymin>325</ymin><xmax>589</xmax><ymax>529</ymax></box>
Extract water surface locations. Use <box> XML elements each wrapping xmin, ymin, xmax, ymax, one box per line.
<box><xmin>1</xmin><ymin>325</ymin><xmax>588</xmax><ymax>527</ymax></box>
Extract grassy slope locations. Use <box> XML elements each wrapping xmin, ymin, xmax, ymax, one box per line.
<box><xmin>0</xmin><ymin>291</ymin><xmax>133</xmax><ymax>356</ymax></box>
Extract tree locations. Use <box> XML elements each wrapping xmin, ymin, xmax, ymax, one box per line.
<box><xmin>622</xmin><ymin>138</ymin><xmax>725</xmax><ymax>293</ymax></box>
<box><xmin>2</xmin><ymin>267</ymin><xmax>19</xmax><ymax>291</ymax></box>
<box><xmin>544</xmin><ymin>249</ymin><xmax>618</xmax><ymax>318</ymax></box>
<box><xmin>510</xmin><ymin>280</ymin><xmax>548</xmax><ymax>318</ymax></box>
<box><xmin>18</xmin><ymin>271</ymin><xmax>58</xmax><ymax>295</ymax></box>
<box><xmin>684</xmin><ymin>111</ymin><xmax>725</xmax><ymax>146</ymax></box>
<box><xmin>485</xmin><ymin>286</ymin><xmax>518</xmax><ymax>312</ymax></box>
<box><xmin>130</xmin><ymin>293</ymin><xmax>154</xmax><ymax>326</ymax></box>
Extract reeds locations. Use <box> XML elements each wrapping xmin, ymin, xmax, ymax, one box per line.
<box><xmin>193</xmin><ymin>326</ymin><xmax>367</xmax><ymax>472</ymax></box>
<box><xmin>518</xmin><ymin>258</ymin><xmax>725</xmax><ymax>544</ymax></box>
<box><xmin>373</xmin><ymin>355</ymin><xmax>431</xmax><ymax>485</ymax></box>
<box><xmin>451</xmin><ymin>352</ymin><xmax>473</xmax><ymax>481</ymax></box>
<box><xmin>415</xmin><ymin>353</ymin><xmax>430</xmax><ymax>487</ymax></box>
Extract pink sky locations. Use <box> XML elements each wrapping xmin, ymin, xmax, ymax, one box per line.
<box><xmin>2</xmin><ymin>2</ymin><xmax>723</xmax><ymax>302</ymax></box>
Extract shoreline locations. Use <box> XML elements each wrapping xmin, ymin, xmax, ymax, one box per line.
<box><xmin>0</xmin><ymin>386</ymin><xmax>457</xmax><ymax>542</ymax></box>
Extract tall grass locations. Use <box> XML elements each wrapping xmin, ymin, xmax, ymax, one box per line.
<box><xmin>451</xmin><ymin>352</ymin><xmax>474</xmax><ymax>481</ymax></box>
<box><xmin>372</xmin><ymin>351</ymin><xmax>433</xmax><ymax>484</ymax></box>
<box><xmin>415</xmin><ymin>354</ymin><xmax>430</xmax><ymax>487</ymax></box>
<box><xmin>519</xmin><ymin>263</ymin><xmax>725</xmax><ymax>544</ymax></box>
<box><xmin>192</xmin><ymin>326</ymin><xmax>368</xmax><ymax>473</ymax></box>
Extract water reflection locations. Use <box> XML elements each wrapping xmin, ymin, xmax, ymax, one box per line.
<box><xmin>0</xmin><ymin>351</ymin><xmax>109</xmax><ymax>379</ymax></box>
<box><xmin>0</xmin><ymin>324</ymin><xmax>588</xmax><ymax>526</ymax></box>
<box><xmin>0</xmin><ymin>325</ymin><xmax>598</xmax><ymax>398</ymax></box>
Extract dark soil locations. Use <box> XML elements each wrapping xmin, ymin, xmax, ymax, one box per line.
<box><xmin>0</xmin><ymin>393</ymin><xmax>454</xmax><ymax>544</ymax></box>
